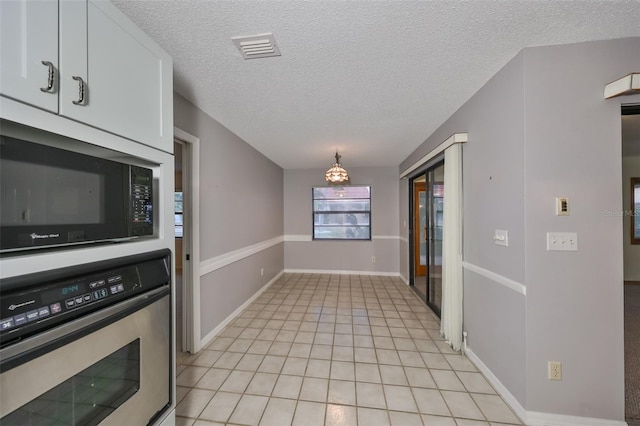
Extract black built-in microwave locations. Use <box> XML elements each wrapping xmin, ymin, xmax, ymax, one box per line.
<box><xmin>0</xmin><ymin>135</ymin><xmax>154</xmax><ymax>253</ymax></box>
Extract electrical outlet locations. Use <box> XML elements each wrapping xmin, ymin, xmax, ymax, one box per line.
<box><xmin>548</xmin><ymin>361</ymin><xmax>562</xmax><ymax>381</ymax></box>
<box><xmin>260</xmin><ymin>268</ymin><xmax>264</xmax><ymax>277</ymax></box>
<box><xmin>371</xmin><ymin>256</ymin><xmax>376</xmax><ymax>263</ymax></box>
<box><xmin>546</xmin><ymin>232</ymin><xmax>578</xmax><ymax>251</ymax></box>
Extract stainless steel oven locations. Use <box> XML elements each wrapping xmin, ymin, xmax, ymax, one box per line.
<box><xmin>0</xmin><ymin>249</ymin><xmax>172</xmax><ymax>425</ymax></box>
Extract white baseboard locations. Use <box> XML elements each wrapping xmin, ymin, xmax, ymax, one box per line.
<box><xmin>199</xmin><ymin>270</ymin><xmax>284</xmax><ymax>350</ymax></box>
<box><xmin>465</xmin><ymin>347</ymin><xmax>527</xmax><ymax>423</ymax></box>
<box><xmin>527</xmin><ymin>411</ymin><xmax>628</xmax><ymax>426</ymax></box>
<box><xmin>283</xmin><ymin>268</ymin><xmax>401</xmax><ymax>277</ymax></box>
<box><xmin>284</xmin><ymin>235</ymin><xmax>402</xmax><ymax>242</ymax></box>
<box><xmin>466</xmin><ymin>348</ymin><xmax>627</xmax><ymax>426</ymax></box>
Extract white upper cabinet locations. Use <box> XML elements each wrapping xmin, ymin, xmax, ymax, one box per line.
<box><xmin>0</xmin><ymin>0</ymin><xmax>59</xmax><ymax>113</ymax></box>
<box><xmin>0</xmin><ymin>0</ymin><xmax>173</xmax><ymax>153</ymax></box>
<box><xmin>60</xmin><ymin>0</ymin><xmax>173</xmax><ymax>153</ymax></box>
<box><xmin>59</xmin><ymin>0</ymin><xmax>88</xmax><ymax>110</ymax></box>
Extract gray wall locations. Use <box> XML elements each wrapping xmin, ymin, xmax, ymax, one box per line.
<box><xmin>460</xmin><ymin>51</ymin><xmax>527</xmax><ymax>405</ymax></box>
<box><xmin>399</xmin><ymin>37</ymin><xmax>640</xmax><ymax>421</ymax></box>
<box><xmin>522</xmin><ymin>38</ymin><xmax>637</xmax><ymax>419</ymax></box>
<box><xmin>284</xmin><ymin>166</ymin><xmax>400</xmax><ymax>274</ymax></box>
<box><xmin>401</xmin><ymin>50</ymin><xmax>528</xmax><ymax>406</ymax></box>
<box><xmin>199</xmin><ymin>244</ymin><xmax>283</xmax><ymax>335</ymax></box>
<box><xmin>174</xmin><ymin>93</ymin><xmax>284</xmax><ymax>339</ymax></box>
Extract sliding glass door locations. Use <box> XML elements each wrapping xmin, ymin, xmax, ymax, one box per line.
<box><xmin>414</xmin><ymin>181</ymin><xmax>427</xmax><ymax>277</ymax></box>
<box><xmin>411</xmin><ymin>160</ymin><xmax>444</xmax><ymax>316</ymax></box>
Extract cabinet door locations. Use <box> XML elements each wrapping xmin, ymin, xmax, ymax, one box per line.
<box><xmin>60</xmin><ymin>0</ymin><xmax>173</xmax><ymax>153</ymax></box>
<box><xmin>0</xmin><ymin>0</ymin><xmax>59</xmax><ymax>113</ymax></box>
<box><xmin>59</xmin><ymin>0</ymin><xmax>88</xmax><ymax>111</ymax></box>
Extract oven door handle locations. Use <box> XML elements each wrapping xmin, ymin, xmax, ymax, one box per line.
<box><xmin>0</xmin><ymin>286</ymin><xmax>169</xmax><ymax>373</ymax></box>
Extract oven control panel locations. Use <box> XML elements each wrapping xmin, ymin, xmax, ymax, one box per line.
<box><xmin>0</xmin><ymin>250</ymin><xmax>170</xmax><ymax>345</ymax></box>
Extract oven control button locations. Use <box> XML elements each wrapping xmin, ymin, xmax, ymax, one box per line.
<box><xmin>83</xmin><ymin>294</ymin><xmax>92</xmax><ymax>303</ymax></box>
<box><xmin>92</xmin><ymin>288</ymin><xmax>108</xmax><ymax>300</ymax></box>
<box><xmin>107</xmin><ymin>275</ymin><xmax>123</xmax><ymax>284</ymax></box>
<box><xmin>75</xmin><ymin>296</ymin><xmax>84</xmax><ymax>305</ymax></box>
<box><xmin>50</xmin><ymin>303</ymin><xmax>62</xmax><ymax>314</ymax></box>
<box><xmin>38</xmin><ymin>307</ymin><xmax>50</xmax><ymax>318</ymax></box>
<box><xmin>26</xmin><ymin>310</ymin><xmax>39</xmax><ymax>322</ymax></box>
<box><xmin>0</xmin><ymin>318</ymin><xmax>14</xmax><ymax>330</ymax></box>
<box><xmin>13</xmin><ymin>313</ymin><xmax>27</xmax><ymax>326</ymax></box>
<box><xmin>89</xmin><ymin>279</ymin><xmax>106</xmax><ymax>289</ymax></box>
<box><xmin>109</xmin><ymin>284</ymin><xmax>125</xmax><ymax>294</ymax></box>
<box><xmin>65</xmin><ymin>299</ymin><xmax>75</xmax><ymax>309</ymax></box>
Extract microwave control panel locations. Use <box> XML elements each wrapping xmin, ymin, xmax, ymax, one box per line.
<box><xmin>130</xmin><ymin>165</ymin><xmax>153</xmax><ymax>236</ymax></box>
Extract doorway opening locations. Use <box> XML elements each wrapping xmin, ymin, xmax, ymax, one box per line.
<box><xmin>174</xmin><ymin>140</ymin><xmax>184</xmax><ymax>351</ymax></box>
<box><xmin>622</xmin><ymin>104</ymin><xmax>640</xmax><ymax>425</ymax></box>
<box><xmin>409</xmin><ymin>159</ymin><xmax>444</xmax><ymax>316</ymax></box>
<box><xmin>174</xmin><ymin>128</ymin><xmax>201</xmax><ymax>354</ymax></box>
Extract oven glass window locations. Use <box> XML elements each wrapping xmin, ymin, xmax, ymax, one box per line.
<box><xmin>2</xmin><ymin>339</ymin><xmax>140</xmax><ymax>426</ymax></box>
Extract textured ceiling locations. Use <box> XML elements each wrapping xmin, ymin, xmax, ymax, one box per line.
<box><xmin>112</xmin><ymin>0</ymin><xmax>640</xmax><ymax>169</ymax></box>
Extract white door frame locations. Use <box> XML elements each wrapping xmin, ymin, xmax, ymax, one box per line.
<box><xmin>174</xmin><ymin>127</ymin><xmax>201</xmax><ymax>353</ymax></box>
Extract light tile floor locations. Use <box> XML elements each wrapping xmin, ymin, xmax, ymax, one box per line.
<box><xmin>174</xmin><ymin>273</ymin><xmax>522</xmax><ymax>426</ymax></box>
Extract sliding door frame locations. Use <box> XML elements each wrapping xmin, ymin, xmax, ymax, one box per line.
<box><xmin>408</xmin><ymin>156</ymin><xmax>444</xmax><ymax>314</ymax></box>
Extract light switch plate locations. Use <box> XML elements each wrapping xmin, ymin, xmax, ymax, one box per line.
<box><xmin>546</xmin><ymin>232</ymin><xmax>578</xmax><ymax>251</ymax></box>
<box><xmin>493</xmin><ymin>229</ymin><xmax>508</xmax><ymax>247</ymax></box>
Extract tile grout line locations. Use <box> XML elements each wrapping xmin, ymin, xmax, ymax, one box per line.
<box><xmin>175</xmin><ymin>273</ymin><xmax>522</xmax><ymax>426</ymax></box>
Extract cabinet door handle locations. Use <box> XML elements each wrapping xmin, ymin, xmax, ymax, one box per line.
<box><xmin>40</xmin><ymin>61</ymin><xmax>55</xmax><ymax>93</ymax></box>
<box><xmin>72</xmin><ymin>76</ymin><xmax>86</xmax><ymax>105</ymax></box>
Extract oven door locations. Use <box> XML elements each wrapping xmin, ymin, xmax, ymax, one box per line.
<box><xmin>0</xmin><ymin>288</ymin><xmax>171</xmax><ymax>425</ymax></box>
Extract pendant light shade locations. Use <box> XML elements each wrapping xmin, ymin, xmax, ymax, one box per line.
<box><xmin>325</xmin><ymin>152</ymin><xmax>350</xmax><ymax>184</ymax></box>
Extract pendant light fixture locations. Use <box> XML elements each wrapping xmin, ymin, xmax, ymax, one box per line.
<box><xmin>325</xmin><ymin>151</ymin><xmax>350</xmax><ymax>185</ymax></box>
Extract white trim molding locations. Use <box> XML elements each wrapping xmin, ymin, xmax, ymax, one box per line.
<box><xmin>463</xmin><ymin>261</ymin><xmax>526</xmax><ymax>296</ymax></box>
<box><xmin>199</xmin><ymin>270</ymin><xmax>284</xmax><ymax>350</ymax></box>
<box><xmin>400</xmin><ymin>132</ymin><xmax>468</xmax><ymax>179</ymax></box>
<box><xmin>200</xmin><ymin>236</ymin><xmax>284</xmax><ymax>276</ymax></box>
<box><xmin>174</xmin><ymin>127</ymin><xmax>201</xmax><ymax>354</ymax></box>
<box><xmin>604</xmin><ymin>72</ymin><xmax>640</xmax><ymax>99</ymax></box>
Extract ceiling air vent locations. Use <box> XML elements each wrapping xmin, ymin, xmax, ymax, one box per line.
<box><xmin>232</xmin><ymin>33</ymin><xmax>281</xmax><ymax>60</ymax></box>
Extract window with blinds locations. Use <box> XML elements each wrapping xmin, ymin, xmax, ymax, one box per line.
<box><xmin>312</xmin><ymin>186</ymin><xmax>371</xmax><ymax>240</ymax></box>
